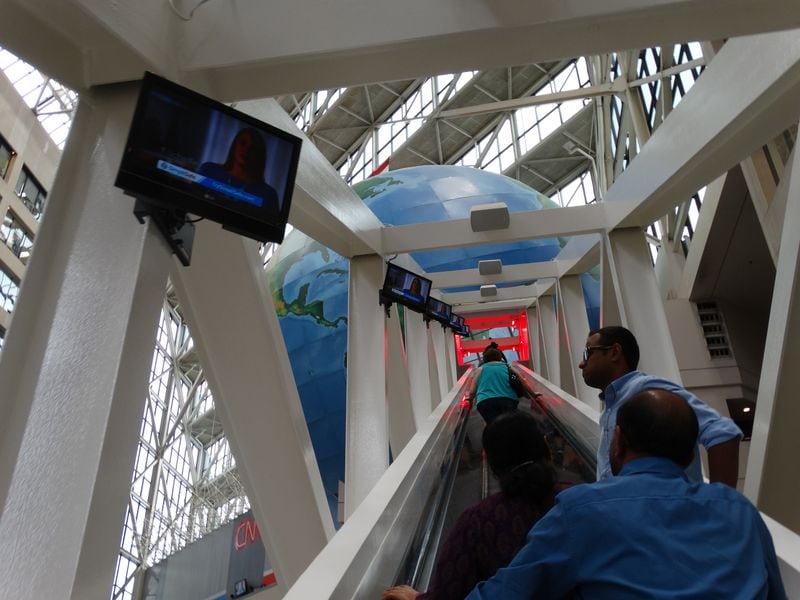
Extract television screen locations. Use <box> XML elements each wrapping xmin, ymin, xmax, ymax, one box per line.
<box><xmin>426</xmin><ymin>297</ymin><xmax>452</xmax><ymax>325</ymax></box>
<box><xmin>115</xmin><ymin>72</ymin><xmax>302</xmax><ymax>244</ymax></box>
<box><xmin>381</xmin><ymin>263</ymin><xmax>432</xmax><ymax>313</ymax></box>
<box><xmin>449</xmin><ymin>314</ymin><xmax>464</xmax><ymax>331</ymax></box>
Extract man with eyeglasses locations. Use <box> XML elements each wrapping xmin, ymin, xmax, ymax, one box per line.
<box><xmin>466</xmin><ymin>390</ymin><xmax>785</xmax><ymax>600</ymax></box>
<box><xmin>578</xmin><ymin>326</ymin><xmax>741</xmax><ymax>485</ymax></box>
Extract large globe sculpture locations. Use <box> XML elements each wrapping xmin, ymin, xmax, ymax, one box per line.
<box><xmin>267</xmin><ymin>165</ymin><xmax>599</xmax><ymax>520</ymax></box>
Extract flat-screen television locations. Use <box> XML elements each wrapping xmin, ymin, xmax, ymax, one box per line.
<box><xmin>448</xmin><ymin>314</ymin><xmax>470</xmax><ymax>336</ymax></box>
<box><xmin>449</xmin><ymin>314</ymin><xmax>464</xmax><ymax>332</ymax></box>
<box><xmin>426</xmin><ymin>297</ymin><xmax>452</xmax><ymax>325</ymax></box>
<box><xmin>381</xmin><ymin>263</ymin><xmax>432</xmax><ymax>313</ymax></box>
<box><xmin>115</xmin><ymin>72</ymin><xmax>302</xmax><ymax>244</ymax></box>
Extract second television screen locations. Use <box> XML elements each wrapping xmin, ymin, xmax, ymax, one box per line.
<box><xmin>383</xmin><ymin>263</ymin><xmax>431</xmax><ymax>312</ymax></box>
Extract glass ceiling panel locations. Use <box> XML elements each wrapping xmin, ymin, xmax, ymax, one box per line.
<box><xmin>0</xmin><ymin>48</ymin><xmax>77</xmax><ymax>149</ymax></box>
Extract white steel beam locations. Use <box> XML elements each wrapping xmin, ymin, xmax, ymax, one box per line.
<box><xmin>430</xmin><ymin>325</ymin><xmax>450</xmax><ymax>401</ymax></box>
<box><xmin>604</xmin><ymin>228</ymin><xmax>682</xmax><ymax>382</ymax></box>
<box><xmin>557</xmin><ymin>275</ymin><xmax>598</xmax><ymax>410</ymax></box>
<box><xmin>189</xmin><ymin>1</ymin><xmax>800</xmax><ymax>102</ymax></box>
<box><xmin>443</xmin><ymin>281</ymin><xmax>547</xmax><ymax>306</ymax></box>
<box><xmin>0</xmin><ymin>85</ymin><xmax>170</xmax><ymax>600</ymax></box>
<box><xmin>538</xmin><ymin>295</ymin><xmax>560</xmax><ymax>388</ymax></box>
<box><xmin>386</xmin><ymin>304</ymin><xmax>416</xmax><ymax>457</ymax></box>
<box><xmin>169</xmin><ymin>219</ymin><xmax>335</xmax><ymax>591</ymax></box>
<box><xmin>405</xmin><ymin>310</ymin><xmax>434</xmax><ymax>427</ymax></box>
<box><xmin>344</xmin><ymin>254</ymin><xmax>390</xmax><ymax>519</ymax></box>
<box><xmin>744</xmin><ymin>141</ymin><xmax>800</xmax><ymax>533</ymax></box>
<box><xmin>527</xmin><ymin>304</ymin><xmax>542</xmax><ymax>374</ymax></box>
<box><xmin>380</xmin><ymin>203</ymin><xmax>607</xmax><ymax>255</ymax></box>
<box><xmin>606</xmin><ymin>30</ymin><xmax>800</xmax><ymax>229</ymax></box>
<box><xmin>429</xmin><ymin>261</ymin><xmax>568</xmax><ymax>289</ymax></box>
<box><xmin>236</xmin><ymin>99</ymin><xmax>382</xmax><ymax>258</ymax></box>
<box><xmin>438</xmin><ymin>81</ymin><xmax>625</xmax><ymax>119</ymax></box>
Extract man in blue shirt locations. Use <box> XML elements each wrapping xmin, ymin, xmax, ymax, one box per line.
<box><xmin>467</xmin><ymin>389</ymin><xmax>786</xmax><ymax>599</ymax></box>
<box><xmin>579</xmin><ymin>326</ymin><xmax>741</xmax><ymax>484</ymax></box>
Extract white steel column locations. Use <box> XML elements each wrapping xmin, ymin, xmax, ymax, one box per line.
<box><xmin>600</xmin><ymin>233</ymin><xmax>624</xmax><ymax>327</ymax></box>
<box><xmin>169</xmin><ymin>219</ymin><xmax>334</xmax><ymax>590</ymax></box>
<box><xmin>527</xmin><ymin>304</ymin><xmax>541</xmax><ymax>373</ymax></box>
<box><xmin>556</xmin><ymin>290</ymin><xmax>577</xmax><ymax>397</ymax></box>
<box><xmin>0</xmin><ymin>84</ymin><xmax>171</xmax><ymax>600</ymax></box>
<box><xmin>444</xmin><ymin>329</ymin><xmax>456</xmax><ymax>390</ymax></box>
<box><xmin>405</xmin><ymin>309</ymin><xmax>433</xmax><ymax>426</ymax></box>
<box><xmin>604</xmin><ymin>228</ymin><xmax>682</xmax><ymax>381</ymax></box>
<box><xmin>427</xmin><ymin>325</ymin><xmax>443</xmax><ymax>411</ymax></box>
<box><xmin>744</xmin><ymin>144</ymin><xmax>800</xmax><ymax>533</ymax></box>
<box><xmin>386</xmin><ymin>303</ymin><xmax>415</xmax><ymax>456</ymax></box>
<box><xmin>431</xmin><ymin>323</ymin><xmax>449</xmax><ymax>399</ymax></box>
<box><xmin>538</xmin><ymin>294</ymin><xmax>560</xmax><ymax>386</ymax></box>
<box><xmin>344</xmin><ymin>254</ymin><xmax>389</xmax><ymax>518</ymax></box>
<box><xmin>557</xmin><ymin>275</ymin><xmax>598</xmax><ymax>409</ymax></box>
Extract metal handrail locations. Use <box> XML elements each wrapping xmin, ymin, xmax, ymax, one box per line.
<box><xmin>408</xmin><ymin>399</ymin><xmax>472</xmax><ymax>590</ymax></box>
<box><xmin>390</xmin><ymin>394</ymin><xmax>473</xmax><ymax>590</ymax></box>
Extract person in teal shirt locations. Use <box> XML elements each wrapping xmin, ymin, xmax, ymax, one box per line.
<box><xmin>467</xmin><ymin>389</ymin><xmax>786</xmax><ymax>599</ymax></box>
<box><xmin>467</xmin><ymin>345</ymin><xmax>536</xmax><ymax>424</ymax></box>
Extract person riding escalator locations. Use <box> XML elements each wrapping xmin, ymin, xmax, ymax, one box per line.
<box><xmin>382</xmin><ymin>411</ymin><xmax>566</xmax><ymax>600</ymax></box>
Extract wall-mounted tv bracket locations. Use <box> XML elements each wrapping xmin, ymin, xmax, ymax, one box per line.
<box><xmin>134</xmin><ymin>198</ymin><xmax>195</xmax><ymax>267</ymax></box>
<box><xmin>378</xmin><ymin>290</ymin><xmax>393</xmax><ymax>318</ymax></box>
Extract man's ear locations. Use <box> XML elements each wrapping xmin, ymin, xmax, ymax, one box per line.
<box><xmin>613</xmin><ymin>425</ymin><xmax>627</xmax><ymax>453</ymax></box>
<box><xmin>610</xmin><ymin>425</ymin><xmax>628</xmax><ymax>475</ymax></box>
<box><xmin>609</xmin><ymin>342</ymin><xmax>624</xmax><ymax>364</ymax></box>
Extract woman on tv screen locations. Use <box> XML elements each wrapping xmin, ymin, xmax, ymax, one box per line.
<box><xmin>199</xmin><ymin>128</ymin><xmax>279</xmax><ymax>210</ymax></box>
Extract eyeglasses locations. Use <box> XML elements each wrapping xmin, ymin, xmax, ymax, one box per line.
<box><xmin>582</xmin><ymin>345</ymin><xmax>613</xmax><ymax>362</ymax></box>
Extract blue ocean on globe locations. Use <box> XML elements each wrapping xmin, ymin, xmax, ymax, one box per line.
<box><xmin>267</xmin><ymin>165</ymin><xmax>599</xmax><ymax>521</ymax></box>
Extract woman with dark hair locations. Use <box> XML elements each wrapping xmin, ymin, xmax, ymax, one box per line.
<box><xmin>406</xmin><ymin>277</ymin><xmax>423</xmax><ymax>297</ymax></box>
<box><xmin>382</xmin><ymin>412</ymin><xmax>562</xmax><ymax>600</ymax></box>
<box><xmin>199</xmin><ymin>128</ymin><xmax>279</xmax><ymax>209</ymax></box>
<box><xmin>467</xmin><ymin>344</ymin><xmax>537</xmax><ymax>424</ymax></box>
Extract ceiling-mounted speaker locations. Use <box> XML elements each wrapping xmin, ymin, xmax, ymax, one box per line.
<box><xmin>478</xmin><ymin>259</ymin><xmax>502</xmax><ymax>275</ymax></box>
<box><xmin>470</xmin><ymin>202</ymin><xmax>509</xmax><ymax>232</ymax></box>
<box><xmin>480</xmin><ymin>284</ymin><xmax>498</xmax><ymax>297</ymax></box>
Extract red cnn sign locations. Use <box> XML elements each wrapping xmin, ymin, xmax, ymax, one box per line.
<box><xmin>234</xmin><ymin>518</ymin><xmax>262</xmax><ymax>551</ymax></box>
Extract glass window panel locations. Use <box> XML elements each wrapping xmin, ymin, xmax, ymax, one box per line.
<box><xmin>0</xmin><ymin>211</ymin><xmax>34</xmax><ymax>263</ymax></box>
<box><xmin>0</xmin><ymin>269</ymin><xmax>20</xmax><ymax>313</ymax></box>
<box><xmin>14</xmin><ymin>167</ymin><xmax>47</xmax><ymax>220</ymax></box>
<box><xmin>537</xmin><ymin>107</ymin><xmax>561</xmax><ymax>140</ymax></box>
<box><xmin>0</xmin><ymin>135</ymin><xmax>13</xmax><ymax>179</ymax></box>
<box><xmin>559</xmin><ymin>99</ymin><xmax>582</xmax><ymax>122</ymax></box>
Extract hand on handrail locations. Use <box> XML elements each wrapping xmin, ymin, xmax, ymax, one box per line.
<box><xmin>382</xmin><ymin>585</ymin><xmax>420</xmax><ymax>600</ymax></box>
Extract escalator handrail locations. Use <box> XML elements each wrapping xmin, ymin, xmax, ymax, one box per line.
<box><xmin>282</xmin><ymin>368</ymin><xmax>475</xmax><ymax>600</ymax></box>
<box><xmin>514</xmin><ymin>363</ymin><xmax>600</xmax><ymax>478</ymax></box>
<box><xmin>406</xmin><ymin>396</ymin><xmax>473</xmax><ymax>590</ymax></box>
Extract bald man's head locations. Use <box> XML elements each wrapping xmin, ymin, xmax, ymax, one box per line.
<box><xmin>610</xmin><ymin>389</ymin><xmax>699</xmax><ymax>474</ymax></box>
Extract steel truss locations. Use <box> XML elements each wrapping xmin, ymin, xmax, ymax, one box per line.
<box><xmin>88</xmin><ymin>43</ymin><xmax>712</xmax><ymax>600</ymax></box>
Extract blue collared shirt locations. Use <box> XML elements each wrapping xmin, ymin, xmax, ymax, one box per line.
<box><xmin>467</xmin><ymin>457</ymin><xmax>786</xmax><ymax>600</ymax></box>
<box><xmin>597</xmin><ymin>371</ymin><xmax>742</xmax><ymax>481</ymax></box>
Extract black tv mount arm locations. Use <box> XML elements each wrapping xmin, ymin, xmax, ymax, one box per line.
<box><xmin>133</xmin><ymin>198</ymin><xmax>195</xmax><ymax>267</ymax></box>
<box><xmin>378</xmin><ymin>289</ymin><xmax>393</xmax><ymax>318</ymax></box>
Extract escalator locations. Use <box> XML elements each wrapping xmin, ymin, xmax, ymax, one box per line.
<box><xmin>282</xmin><ymin>366</ymin><xmax>602</xmax><ymax>600</ymax></box>
<box><xmin>391</xmin><ymin>365</ymin><xmax>598</xmax><ymax>594</ymax></box>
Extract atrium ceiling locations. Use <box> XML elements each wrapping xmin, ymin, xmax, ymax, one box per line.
<box><xmin>3</xmin><ymin>4</ymin><xmax>800</xmax><ymax>599</ymax></box>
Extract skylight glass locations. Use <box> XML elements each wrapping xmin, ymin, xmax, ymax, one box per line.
<box><xmin>0</xmin><ymin>48</ymin><xmax>77</xmax><ymax>149</ymax></box>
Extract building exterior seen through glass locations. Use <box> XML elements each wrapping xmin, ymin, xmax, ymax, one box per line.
<box><xmin>0</xmin><ymin>268</ymin><xmax>20</xmax><ymax>313</ymax></box>
<box><xmin>0</xmin><ymin>210</ymin><xmax>34</xmax><ymax>263</ymax></box>
<box><xmin>0</xmin><ymin>134</ymin><xmax>13</xmax><ymax>179</ymax></box>
<box><xmin>14</xmin><ymin>166</ymin><xmax>47</xmax><ymax>220</ymax></box>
